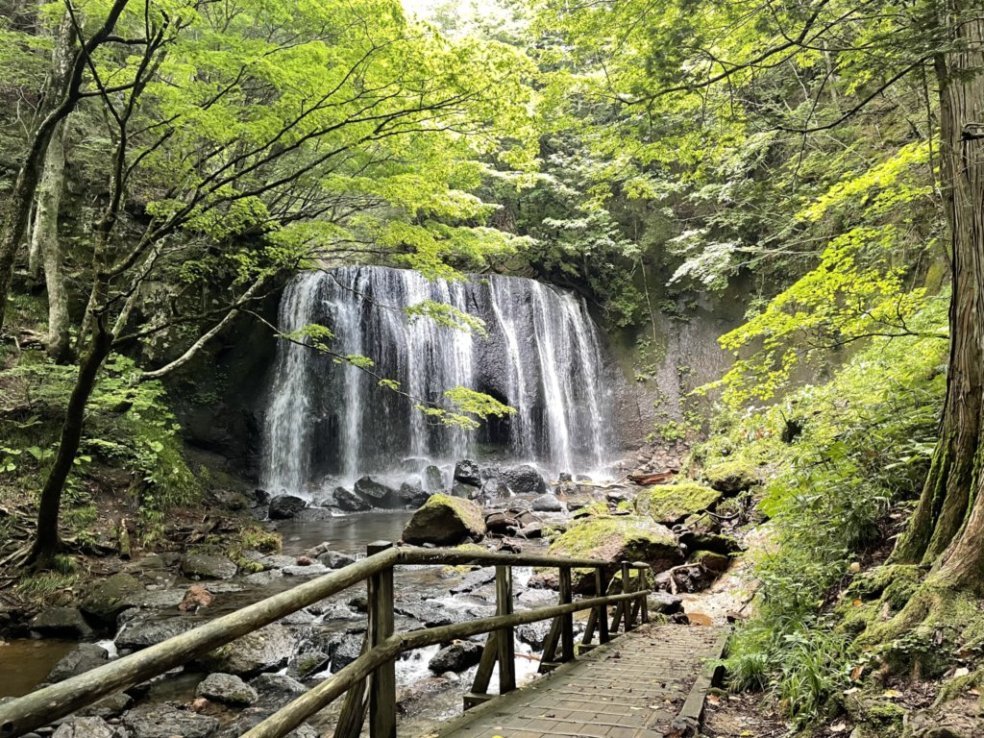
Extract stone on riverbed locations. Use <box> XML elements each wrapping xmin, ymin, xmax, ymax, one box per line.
<box><xmin>81</xmin><ymin>572</ymin><xmax>145</xmax><ymax>624</ymax></box>
<box><xmin>30</xmin><ymin>606</ymin><xmax>94</xmax><ymax>638</ymax></box>
<box><xmin>116</xmin><ymin>614</ymin><xmax>203</xmax><ymax>650</ymax></box>
<box><xmin>501</xmin><ymin>464</ymin><xmax>547</xmax><ymax>495</ymax></box>
<box><xmin>123</xmin><ymin>704</ymin><xmax>219</xmax><ymax>738</ymax></box>
<box><xmin>46</xmin><ymin>643</ymin><xmax>108</xmax><ymax>683</ymax></box>
<box><xmin>196</xmin><ymin>672</ymin><xmax>258</xmax><ymax>706</ymax></box>
<box><xmin>423</xmin><ymin>465</ymin><xmax>445</xmax><ymax>493</ymax></box>
<box><xmin>179</xmin><ymin>552</ymin><xmax>238</xmax><ymax>580</ymax></box>
<box><xmin>52</xmin><ymin>716</ymin><xmax>125</xmax><ymax>738</ymax></box>
<box><xmin>248</xmin><ymin>673</ymin><xmax>308</xmax><ymax>709</ymax></box>
<box><xmin>453</xmin><ymin>459</ymin><xmax>482</xmax><ymax>486</ymax></box>
<box><xmin>268</xmin><ymin>494</ymin><xmax>307</xmax><ymax>519</ymax></box>
<box><xmin>548</xmin><ymin>515</ymin><xmax>682</xmax><ymax>581</ymax></box>
<box><xmin>331</xmin><ymin>486</ymin><xmax>371</xmax><ymax>512</ymax></box>
<box><xmin>531</xmin><ymin>493</ymin><xmax>563</xmax><ymax>512</ymax></box>
<box><xmin>317</xmin><ymin>550</ymin><xmax>356</xmax><ymax>569</ymax></box>
<box><xmin>428</xmin><ymin>640</ymin><xmax>483</xmax><ymax>673</ymax></box>
<box><xmin>402</xmin><ymin>494</ymin><xmax>486</xmax><ymax>545</ymax></box>
<box><xmin>197</xmin><ymin>623</ymin><xmax>296</xmax><ymax>676</ymax></box>
<box><xmin>354</xmin><ymin>476</ymin><xmax>400</xmax><ymax>508</ymax></box>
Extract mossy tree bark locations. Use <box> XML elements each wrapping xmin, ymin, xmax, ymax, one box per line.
<box><xmin>893</xmin><ymin>0</ymin><xmax>984</xmax><ymax>593</ymax></box>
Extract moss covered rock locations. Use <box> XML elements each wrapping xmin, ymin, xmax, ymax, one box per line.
<box><xmin>702</xmin><ymin>459</ymin><xmax>761</xmax><ymax>494</ymax></box>
<box><xmin>636</xmin><ymin>482</ymin><xmax>722</xmax><ymax>524</ymax></box>
<box><xmin>402</xmin><ymin>494</ymin><xmax>486</xmax><ymax>546</ymax></box>
<box><xmin>548</xmin><ymin>515</ymin><xmax>681</xmax><ymax>569</ymax></box>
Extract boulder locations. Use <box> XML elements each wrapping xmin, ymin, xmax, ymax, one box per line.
<box><xmin>268</xmin><ymin>494</ymin><xmax>307</xmax><ymax>520</ymax></box>
<box><xmin>123</xmin><ymin>704</ymin><xmax>219</xmax><ymax>738</ymax></box>
<box><xmin>402</xmin><ymin>494</ymin><xmax>487</xmax><ymax>545</ymax></box>
<box><xmin>197</xmin><ymin>623</ymin><xmax>296</xmax><ymax>676</ymax></box>
<box><xmin>331</xmin><ymin>486</ymin><xmax>371</xmax><ymax>512</ymax></box>
<box><xmin>449</xmin><ymin>567</ymin><xmax>496</xmax><ymax>595</ymax></box>
<box><xmin>635</xmin><ymin>483</ymin><xmax>722</xmax><ymax>525</ymax></box>
<box><xmin>531</xmin><ymin>493</ymin><xmax>563</xmax><ymax>513</ymax></box>
<box><xmin>52</xmin><ymin>717</ymin><xmax>125</xmax><ymax>738</ymax></box>
<box><xmin>516</xmin><ymin>621</ymin><xmax>551</xmax><ymax>649</ymax></box>
<box><xmin>79</xmin><ymin>692</ymin><xmax>133</xmax><ymax>718</ymax></box>
<box><xmin>428</xmin><ymin>640</ymin><xmax>482</xmax><ymax>673</ymax></box>
<box><xmin>180</xmin><ymin>552</ymin><xmax>237</xmax><ymax>580</ymax></box>
<box><xmin>317</xmin><ymin>550</ymin><xmax>356</xmax><ymax>569</ymax></box>
<box><xmin>479</xmin><ymin>478</ymin><xmax>511</xmax><ymax>503</ymax></box>
<box><xmin>81</xmin><ymin>572</ymin><xmax>145</xmax><ymax>624</ymax></box>
<box><xmin>329</xmin><ymin>634</ymin><xmax>364</xmax><ymax>671</ymax></box>
<box><xmin>485</xmin><ymin>511</ymin><xmax>521</xmax><ymax>535</ymax></box>
<box><xmin>679</xmin><ymin>530</ymin><xmax>741</xmax><ymax>556</ymax></box>
<box><xmin>423</xmin><ymin>465</ymin><xmax>445</xmax><ymax>493</ymax></box>
<box><xmin>353</xmin><ymin>476</ymin><xmax>399</xmax><ymax>508</ymax></box>
<box><xmin>451</xmin><ymin>481</ymin><xmax>479</xmax><ymax>499</ymax></box>
<box><xmin>295</xmin><ymin>507</ymin><xmax>336</xmax><ymax>522</ymax></box>
<box><xmin>453</xmin><ymin>459</ymin><xmax>482</xmax><ymax>486</ymax></box>
<box><xmin>548</xmin><ymin>515</ymin><xmax>682</xmax><ymax>573</ymax></box>
<box><xmin>117</xmin><ymin>615</ymin><xmax>202</xmax><ymax>650</ymax></box>
<box><xmin>501</xmin><ymin>465</ymin><xmax>547</xmax><ymax>495</ymax></box>
<box><xmin>647</xmin><ymin>592</ymin><xmax>684</xmax><ymax>615</ymax></box>
<box><xmin>691</xmin><ymin>550</ymin><xmax>731</xmax><ymax>574</ymax></box>
<box><xmin>248</xmin><ymin>673</ymin><xmax>307</xmax><ymax>709</ymax></box>
<box><xmin>398</xmin><ymin>481</ymin><xmax>430</xmax><ymax>507</ymax></box>
<box><xmin>46</xmin><ymin>643</ymin><xmax>109</xmax><ymax>683</ymax></box>
<box><xmin>702</xmin><ymin>460</ymin><xmax>760</xmax><ymax>494</ymax></box>
<box><xmin>30</xmin><ymin>606</ymin><xmax>94</xmax><ymax>638</ymax></box>
<box><xmin>196</xmin><ymin>672</ymin><xmax>258</xmax><ymax>706</ymax></box>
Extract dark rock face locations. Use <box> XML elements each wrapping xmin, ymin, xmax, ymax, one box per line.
<box><xmin>331</xmin><ymin>486</ymin><xmax>371</xmax><ymax>512</ymax></box>
<box><xmin>196</xmin><ymin>672</ymin><xmax>258</xmax><ymax>706</ymax></box>
<box><xmin>516</xmin><ymin>621</ymin><xmax>551</xmax><ymax>650</ymax></box>
<box><xmin>180</xmin><ymin>552</ymin><xmax>238</xmax><ymax>580</ymax></box>
<box><xmin>268</xmin><ymin>494</ymin><xmax>307</xmax><ymax>519</ymax></box>
<box><xmin>453</xmin><ymin>459</ymin><xmax>482</xmax><ymax>486</ymax></box>
<box><xmin>450</xmin><ymin>568</ymin><xmax>496</xmax><ymax>595</ymax></box>
<box><xmin>329</xmin><ymin>634</ymin><xmax>364</xmax><ymax>672</ymax></box>
<box><xmin>502</xmin><ymin>465</ymin><xmax>547</xmax><ymax>495</ymax></box>
<box><xmin>353</xmin><ymin>476</ymin><xmax>399</xmax><ymax>508</ymax></box>
<box><xmin>428</xmin><ymin>640</ymin><xmax>483</xmax><ymax>673</ymax></box>
<box><xmin>30</xmin><ymin>607</ymin><xmax>94</xmax><ymax>638</ymax></box>
<box><xmin>248</xmin><ymin>673</ymin><xmax>308</xmax><ymax>709</ymax></box>
<box><xmin>398</xmin><ymin>481</ymin><xmax>430</xmax><ymax>507</ymax></box>
<box><xmin>423</xmin><ymin>465</ymin><xmax>444</xmax><ymax>493</ymax></box>
<box><xmin>46</xmin><ymin>643</ymin><xmax>109</xmax><ymax>683</ymax></box>
<box><xmin>123</xmin><ymin>704</ymin><xmax>219</xmax><ymax>738</ymax></box>
<box><xmin>451</xmin><ymin>481</ymin><xmax>479</xmax><ymax>499</ymax></box>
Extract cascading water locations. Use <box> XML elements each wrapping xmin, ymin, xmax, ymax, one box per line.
<box><xmin>262</xmin><ymin>266</ymin><xmax>617</xmax><ymax>494</ymax></box>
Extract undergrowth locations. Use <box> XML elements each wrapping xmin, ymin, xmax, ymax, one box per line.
<box><xmin>696</xmin><ymin>298</ymin><xmax>948</xmax><ymax>723</ymax></box>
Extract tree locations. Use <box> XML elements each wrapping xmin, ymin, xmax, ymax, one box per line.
<box><xmin>534</xmin><ymin>0</ymin><xmax>984</xmax><ymax>616</ymax></box>
<box><xmin>21</xmin><ymin>0</ymin><xmax>535</xmax><ymax>566</ymax></box>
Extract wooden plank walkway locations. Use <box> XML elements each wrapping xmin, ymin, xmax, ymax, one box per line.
<box><xmin>429</xmin><ymin>624</ymin><xmax>727</xmax><ymax>738</ymax></box>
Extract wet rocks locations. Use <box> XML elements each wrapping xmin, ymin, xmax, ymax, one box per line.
<box><xmin>428</xmin><ymin>640</ymin><xmax>482</xmax><ymax>673</ymax></box>
<box><xmin>548</xmin><ymin>515</ymin><xmax>683</xmax><ymax>575</ymax></box>
<box><xmin>353</xmin><ymin>476</ymin><xmax>400</xmax><ymax>508</ymax></box>
<box><xmin>331</xmin><ymin>486</ymin><xmax>371</xmax><ymax>512</ymax></box>
<box><xmin>329</xmin><ymin>633</ymin><xmax>364</xmax><ymax>671</ymax></box>
<box><xmin>46</xmin><ymin>643</ymin><xmax>109</xmax><ymax>683</ymax></box>
<box><xmin>517</xmin><ymin>621</ymin><xmax>551</xmax><ymax>649</ymax></box>
<box><xmin>30</xmin><ymin>606</ymin><xmax>94</xmax><ymax>639</ymax></box>
<box><xmin>123</xmin><ymin>703</ymin><xmax>219</xmax><ymax>738</ymax></box>
<box><xmin>531</xmin><ymin>493</ymin><xmax>563</xmax><ymax>513</ymax></box>
<box><xmin>248</xmin><ymin>673</ymin><xmax>307</xmax><ymax>709</ymax></box>
<box><xmin>116</xmin><ymin>614</ymin><xmax>202</xmax><ymax>650</ymax></box>
<box><xmin>82</xmin><ymin>572</ymin><xmax>145</xmax><ymax>625</ymax></box>
<box><xmin>398</xmin><ymin>481</ymin><xmax>430</xmax><ymax>507</ymax></box>
<box><xmin>52</xmin><ymin>716</ymin><xmax>125</xmax><ymax>738</ymax></box>
<box><xmin>268</xmin><ymin>494</ymin><xmax>307</xmax><ymax>520</ymax></box>
<box><xmin>317</xmin><ymin>550</ymin><xmax>356</xmax><ymax>569</ymax></box>
<box><xmin>449</xmin><ymin>567</ymin><xmax>496</xmax><ymax>595</ymax></box>
<box><xmin>196</xmin><ymin>672</ymin><xmax>258</xmax><ymax>706</ymax></box>
<box><xmin>197</xmin><ymin>623</ymin><xmax>296</xmax><ymax>676</ymax></box>
<box><xmin>453</xmin><ymin>459</ymin><xmax>482</xmax><ymax>486</ymax></box>
<box><xmin>501</xmin><ymin>464</ymin><xmax>547</xmax><ymax>495</ymax></box>
<box><xmin>402</xmin><ymin>494</ymin><xmax>486</xmax><ymax>545</ymax></box>
<box><xmin>179</xmin><ymin>552</ymin><xmax>237</xmax><ymax>580</ymax></box>
<box><xmin>423</xmin><ymin>465</ymin><xmax>444</xmax><ymax>493</ymax></box>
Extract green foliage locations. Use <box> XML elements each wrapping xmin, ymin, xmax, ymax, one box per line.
<box><xmin>405</xmin><ymin>300</ymin><xmax>489</xmax><ymax>336</ymax></box>
<box><xmin>705</xmin><ymin>302</ymin><xmax>947</xmax><ymax>721</ymax></box>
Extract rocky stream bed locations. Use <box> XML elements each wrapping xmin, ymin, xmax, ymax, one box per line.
<box><xmin>0</xmin><ymin>457</ymin><xmax>757</xmax><ymax>738</ymax></box>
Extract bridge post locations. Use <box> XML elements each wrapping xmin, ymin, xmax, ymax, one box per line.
<box><xmin>621</xmin><ymin>563</ymin><xmax>634</xmax><ymax>631</ymax></box>
<box><xmin>495</xmin><ymin>565</ymin><xmax>516</xmax><ymax>694</ymax></box>
<box><xmin>595</xmin><ymin>567</ymin><xmax>610</xmax><ymax>644</ymax></box>
<box><xmin>367</xmin><ymin>541</ymin><xmax>396</xmax><ymax>738</ymax></box>
<box><xmin>559</xmin><ymin>566</ymin><xmax>574</xmax><ymax>662</ymax></box>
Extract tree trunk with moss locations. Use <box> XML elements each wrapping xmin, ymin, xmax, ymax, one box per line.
<box><xmin>893</xmin><ymin>2</ymin><xmax>984</xmax><ymax>593</ymax></box>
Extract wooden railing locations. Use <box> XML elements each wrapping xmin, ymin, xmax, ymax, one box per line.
<box><xmin>0</xmin><ymin>542</ymin><xmax>651</xmax><ymax>738</ymax></box>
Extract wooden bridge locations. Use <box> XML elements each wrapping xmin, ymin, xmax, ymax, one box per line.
<box><xmin>0</xmin><ymin>542</ymin><xmax>726</xmax><ymax>738</ymax></box>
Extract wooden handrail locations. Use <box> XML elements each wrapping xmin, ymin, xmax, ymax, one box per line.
<box><xmin>242</xmin><ymin>590</ymin><xmax>649</xmax><ymax>738</ymax></box>
<box><xmin>0</xmin><ymin>542</ymin><xmax>651</xmax><ymax>738</ymax></box>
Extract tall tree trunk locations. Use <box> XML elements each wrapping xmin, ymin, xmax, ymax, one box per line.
<box><xmin>0</xmin><ymin>0</ymin><xmax>130</xmax><ymax>335</ymax></box>
<box><xmin>28</xmin><ymin>312</ymin><xmax>113</xmax><ymax>567</ymax></box>
<box><xmin>36</xmin><ymin>121</ymin><xmax>73</xmax><ymax>363</ymax></box>
<box><xmin>893</xmin><ymin>2</ymin><xmax>984</xmax><ymax>591</ymax></box>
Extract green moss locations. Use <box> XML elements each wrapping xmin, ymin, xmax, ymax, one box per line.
<box><xmin>702</xmin><ymin>458</ymin><xmax>761</xmax><ymax>493</ymax></box>
<box><xmin>403</xmin><ymin>493</ymin><xmax>486</xmax><ymax>545</ymax></box>
<box><xmin>240</xmin><ymin>525</ymin><xmax>282</xmax><ymax>554</ymax></box>
<box><xmin>636</xmin><ymin>482</ymin><xmax>722</xmax><ymax>524</ymax></box>
<box><xmin>549</xmin><ymin>515</ymin><xmax>679</xmax><ymax>565</ymax></box>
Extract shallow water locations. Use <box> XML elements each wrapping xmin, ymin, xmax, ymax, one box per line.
<box><xmin>273</xmin><ymin>509</ymin><xmax>416</xmax><ymax>556</ymax></box>
<box><xmin>0</xmin><ymin>638</ymin><xmax>76</xmax><ymax>697</ymax></box>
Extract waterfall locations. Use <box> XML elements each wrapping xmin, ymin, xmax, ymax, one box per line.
<box><xmin>261</xmin><ymin>266</ymin><xmax>616</xmax><ymax>493</ymax></box>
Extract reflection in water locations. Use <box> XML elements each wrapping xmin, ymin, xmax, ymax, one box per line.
<box><xmin>273</xmin><ymin>510</ymin><xmax>416</xmax><ymax>556</ymax></box>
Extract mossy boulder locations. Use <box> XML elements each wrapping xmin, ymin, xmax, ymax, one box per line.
<box><xmin>548</xmin><ymin>515</ymin><xmax>681</xmax><ymax>571</ymax></box>
<box><xmin>81</xmin><ymin>572</ymin><xmax>145</xmax><ymax>624</ymax></box>
<box><xmin>702</xmin><ymin>459</ymin><xmax>761</xmax><ymax>494</ymax></box>
<box><xmin>402</xmin><ymin>494</ymin><xmax>486</xmax><ymax>546</ymax></box>
<box><xmin>690</xmin><ymin>550</ymin><xmax>730</xmax><ymax>574</ymax></box>
<box><xmin>636</xmin><ymin>482</ymin><xmax>722</xmax><ymax>525</ymax></box>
